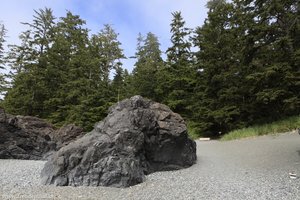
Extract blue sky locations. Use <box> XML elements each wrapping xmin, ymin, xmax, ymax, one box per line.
<box><xmin>0</xmin><ymin>0</ymin><xmax>208</xmax><ymax>72</ymax></box>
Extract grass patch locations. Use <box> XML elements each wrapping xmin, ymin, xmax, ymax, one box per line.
<box><xmin>221</xmin><ymin>115</ymin><xmax>300</xmax><ymax>141</ymax></box>
<box><xmin>187</xmin><ymin>121</ymin><xmax>200</xmax><ymax>140</ymax></box>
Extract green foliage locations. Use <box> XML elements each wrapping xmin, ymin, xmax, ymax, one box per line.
<box><xmin>162</xmin><ymin>11</ymin><xmax>196</xmax><ymax>116</ymax></box>
<box><xmin>186</xmin><ymin>121</ymin><xmax>202</xmax><ymax>139</ymax></box>
<box><xmin>191</xmin><ymin>0</ymin><xmax>300</xmax><ymax>136</ymax></box>
<box><xmin>131</xmin><ymin>32</ymin><xmax>164</xmax><ymax>101</ymax></box>
<box><xmin>4</xmin><ymin>8</ymin><xmax>56</xmax><ymax>116</ymax></box>
<box><xmin>1</xmin><ymin>4</ymin><xmax>299</xmax><ymax>136</ymax></box>
<box><xmin>191</xmin><ymin>1</ymin><xmax>245</xmax><ymax>134</ymax></box>
<box><xmin>167</xmin><ymin>11</ymin><xmax>192</xmax><ymax>64</ymax></box>
<box><xmin>44</xmin><ymin>11</ymin><xmax>92</xmax><ymax>125</ymax></box>
<box><xmin>2</xmin><ymin>9</ymin><xmax>124</xmax><ymax>131</ymax></box>
<box><xmin>0</xmin><ymin>23</ymin><xmax>7</xmax><ymax>97</ymax></box>
<box><xmin>221</xmin><ymin>115</ymin><xmax>300</xmax><ymax>141</ymax></box>
<box><xmin>90</xmin><ymin>24</ymin><xmax>125</xmax><ymax>83</ymax></box>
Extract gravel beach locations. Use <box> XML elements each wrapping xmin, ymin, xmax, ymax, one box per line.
<box><xmin>1</xmin><ymin>132</ymin><xmax>300</xmax><ymax>200</ymax></box>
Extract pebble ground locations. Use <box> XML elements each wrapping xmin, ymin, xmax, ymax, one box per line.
<box><xmin>1</xmin><ymin>132</ymin><xmax>300</xmax><ymax>200</ymax></box>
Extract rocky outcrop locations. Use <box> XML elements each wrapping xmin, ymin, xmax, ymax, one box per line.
<box><xmin>0</xmin><ymin>109</ymin><xmax>56</xmax><ymax>160</ymax></box>
<box><xmin>41</xmin><ymin>96</ymin><xmax>197</xmax><ymax>188</ymax></box>
<box><xmin>53</xmin><ymin>124</ymin><xmax>85</xmax><ymax>149</ymax></box>
<box><xmin>0</xmin><ymin>109</ymin><xmax>85</xmax><ymax>160</ymax></box>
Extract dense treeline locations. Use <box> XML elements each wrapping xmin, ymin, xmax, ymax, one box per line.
<box><xmin>0</xmin><ymin>0</ymin><xmax>299</xmax><ymax>137</ymax></box>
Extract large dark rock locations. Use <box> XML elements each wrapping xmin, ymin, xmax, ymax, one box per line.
<box><xmin>41</xmin><ymin>96</ymin><xmax>197</xmax><ymax>188</ymax></box>
<box><xmin>0</xmin><ymin>109</ymin><xmax>85</xmax><ymax>160</ymax></box>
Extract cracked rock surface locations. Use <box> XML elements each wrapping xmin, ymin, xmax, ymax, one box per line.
<box><xmin>0</xmin><ymin>109</ymin><xmax>84</xmax><ymax>160</ymax></box>
<box><xmin>41</xmin><ymin>96</ymin><xmax>197</xmax><ymax>188</ymax></box>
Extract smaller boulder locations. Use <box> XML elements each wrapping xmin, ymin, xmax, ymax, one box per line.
<box><xmin>0</xmin><ymin>109</ymin><xmax>85</xmax><ymax>160</ymax></box>
<box><xmin>0</xmin><ymin>110</ymin><xmax>56</xmax><ymax>160</ymax></box>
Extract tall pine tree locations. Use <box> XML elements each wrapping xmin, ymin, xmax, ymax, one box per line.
<box><xmin>163</xmin><ymin>11</ymin><xmax>195</xmax><ymax>116</ymax></box>
<box><xmin>4</xmin><ymin>8</ymin><xmax>56</xmax><ymax>116</ymax></box>
<box><xmin>131</xmin><ymin>32</ymin><xmax>164</xmax><ymax>101</ymax></box>
<box><xmin>71</xmin><ymin>24</ymin><xmax>125</xmax><ymax>130</ymax></box>
<box><xmin>0</xmin><ymin>23</ymin><xmax>7</xmax><ymax>98</ymax></box>
<box><xmin>44</xmin><ymin>11</ymin><xmax>93</xmax><ymax>128</ymax></box>
<box><xmin>192</xmin><ymin>0</ymin><xmax>246</xmax><ymax>135</ymax></box>
<box><xmin>236</xmin><ymin>0</ymin><xmax>300</xmax><ymax>123</ymax></box>
<box><xmin>191</xmin><ymin>0</ymin><xmax>300</xmax><ymax>136</ymax></box>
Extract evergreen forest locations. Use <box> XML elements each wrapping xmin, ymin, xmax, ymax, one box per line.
<box><xmin>0</xmin><ymin>0</ymin><xmax>299</xmax><ymax>137</ymax></box>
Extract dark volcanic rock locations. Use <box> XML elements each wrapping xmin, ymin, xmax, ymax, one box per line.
<box><xmin>0</xmin><ymin>109</ymin><xmax>85</xmax><ymax>160</ymax></box>
<box><xmin>54</xmin><ymin>124</ymin><xmax>85</xmax><ymax>149</ymax></box>
<box><xmin>0</xmin><ymin>109</ymin><xmax>56</xmax><ymax>160</ymax></box>
<box><xmin>41</xmin><ymin>96</ymin><xmax>197</xmax><ymax>188</ymax></box>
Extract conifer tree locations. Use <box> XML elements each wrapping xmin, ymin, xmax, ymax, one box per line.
<box><xmin>44</xmin><ymin>11</ymin><xmax>92</xmax><ymax>127</ymax></box>
<box><xmin>91</xmin><ymin>24</ymin><xmax>125</xmax><ymax>84</ymax></box>
<box><xmin>112</xmin><ymin>66</ymin><xmax>126</xmax><ymax>102</ymax></box>
<box><xmin>237</xmin><ymin>0</ymin><xmax>300</xmax><ymax>122</ymax></box>
<box><xmin>131</xmin><ymin>32</ymin><xmax>164</xmax><ymax>101</ymax></box>
<box><xmin>192</xmin><ymin>0</ymin><xmax>243</xmax><ymax>135</ymax></box>
<box><xmin>191</xmin><ymin>0</ymin><xmax>300</xmax><ymax>136</ymax></box>
<box><xmin>4</xmin><ymin>8</ymin><xmax>55</xmax><ymax>116</ymax></box>
<box><xmin>70</xmin><ymin>24</ymin><xmax>125</xmax><ymax>130</ymax></box>
<box><xmin>0</xmin><ymin>23</ymin><xmax>7</xmax><ymax>98</ymax></box>
<box><xmin>164</xmin><ymin>11</ymin><xmax>195</xmax><ymax>115</ymax></box>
